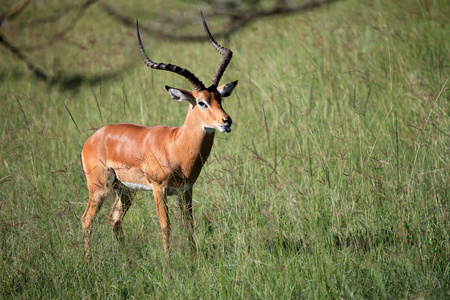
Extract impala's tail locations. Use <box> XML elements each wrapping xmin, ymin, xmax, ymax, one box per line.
<box><xmin>80</xmin><ymin>153</ymin><xmax>87</xmax><ymax>180</ymax></box>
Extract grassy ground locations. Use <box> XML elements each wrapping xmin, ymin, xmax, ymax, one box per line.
<box><xmin>1</xmin><ymin>0</ymin><xmax>449</xmax><ymax>298</ymax></box>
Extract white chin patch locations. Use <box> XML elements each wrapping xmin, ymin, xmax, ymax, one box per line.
<box><xmin>202</xmin><ymin>125</ymin><xmax>216</xmax><ymax>134</ymax></box>
<box><xmin>218</xmin><ymin>125</ymin><xmax>231</xmax><ymax>133</ymax></box>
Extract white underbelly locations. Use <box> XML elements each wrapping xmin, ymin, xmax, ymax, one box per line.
<box><xmin>117</xmin><ymin>177</ymin><xmax>190</xmax><ymax>196</ymax></box>
<box><xmin>120</xmin><ymin>181</ymin><xmax>153</xmax><ymax>191</ymax></box>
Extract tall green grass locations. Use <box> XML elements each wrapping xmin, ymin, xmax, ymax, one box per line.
<box><xmin>1</xmin><ymin>0</ymin><xmax>448</xmax><ymax>298</ymax></box>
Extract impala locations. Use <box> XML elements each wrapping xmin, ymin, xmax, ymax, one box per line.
<box><xmin>80</xmin><ymin>12</ymin><xmax>237</xmax><ymax>256</ymax></box>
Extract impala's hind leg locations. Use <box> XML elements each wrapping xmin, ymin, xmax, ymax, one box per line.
<box><xmin>81</xmin><ymin>167</ymin><xmax>116</xmax><ymax>255</ymax></box>
<box><xmin>179</xmin><ymin>186</ymin><xmax>196</xmax><ymax>258</ymax></box>
<box><xmin>109</xmin><ymin>187</ymin><xmax>134</xmax><ymax>243</ymax></box>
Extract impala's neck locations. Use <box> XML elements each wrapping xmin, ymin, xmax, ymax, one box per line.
<box><xmin>181</xmin><ymin>103</ymin><xmax>215</xmax><ymax>146</ymax></box>
<box><xmin>175</xmin><ymin>104</ymin><xmax>216</xmax><ymax>177</ymax></box>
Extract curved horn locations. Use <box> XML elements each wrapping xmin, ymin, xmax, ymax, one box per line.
<box><xmin>136</xmin><ymin>20</ymin><xmax>205</xmax><ymax>91</ymax></box>
<box><xmin>199</xmin><ymin>11</ymin><xmax>233</xmax><ymax>87</ymax></box>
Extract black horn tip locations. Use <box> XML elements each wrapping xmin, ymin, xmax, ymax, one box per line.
<box><xmin>136</xmin><ymin>19</ymin><xmax>140</xmax><ymax>37</ymax></box>
<box><xmin>199</xmin><ymin>8</ymin><xmax>206</xmax><ymax>21</ymax></box>
<box><xmin>199</xmin><ymin>10</ymin><xmax>211</xmax><ymax>34</ymax></box>
<box><xmin>136</xmin><ymin>19</ymin><xmax>142</xmax><ymax>42</ymax></box>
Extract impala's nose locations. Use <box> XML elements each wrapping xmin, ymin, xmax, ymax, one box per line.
<box><xmin>223</xmin><ymin>117</ymin><xmax>232</xmax><ymax>127</ymax></box>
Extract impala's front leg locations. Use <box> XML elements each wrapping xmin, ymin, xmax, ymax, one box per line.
<box><xmin>179</xmin><ymin>186</ymin><xmax>196</xmax><ymax>258</ymax></box>
<box><xmin>153</xmin><ymin>184</ymin><xmax>170</xmax><ymax>253</ymax></box>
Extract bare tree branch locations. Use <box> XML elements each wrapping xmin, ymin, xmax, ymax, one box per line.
<box><xmin>0</xmin><ymin>31</ymin><xmax>48</xmax><ymax>81</ymax></box>
<box><xmin>21</xmin><ymin>0</ymin><xmax>98</xmax><ymax>51</ymax></box>
<box><xmin>102</xmin><ymin>0</ymin><xmax>339</xmax><ymax>42</ymax></box>
<box><xmin>0</xmin><ymin>0</ymin><xmax>339</xmax><ymax>90</ymax></box>
<box><xmin>0</xmin><ymin>0</ymin><xmax>111</xmax><ymax>88</ymax></box>
<box><xmin>1</xmin><ymin>29</ymin><xmax>132</xmax><ymax>89</ymax></box>
<box><xmin>1</xmin><ymin>0</ymin><xmax>32</xmax><ymax>24</ymax></box>
<box><xmin>21</xmin><ymin>2</ymin><xmax>94</xmax><ymax>27</ymax></box>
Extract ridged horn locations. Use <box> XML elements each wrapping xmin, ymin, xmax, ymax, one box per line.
<box><xmin>136</xmin><ymin>19</ymin><xmax>206</xmax><ymax>91</ymax></box>
<box><xmin>199</xmin><ymin>10</ymin><xmax>233</xmax><ymax>87</ymax></box>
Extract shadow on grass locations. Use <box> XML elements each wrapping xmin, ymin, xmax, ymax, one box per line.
<box><xmin>0</xmin><ymin>66</ymin><xmax>133</xmax><ymax>91</ymax></box>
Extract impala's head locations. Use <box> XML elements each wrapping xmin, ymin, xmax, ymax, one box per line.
<box><xmin>136</xmin><ymin>11</ymin><xmax>237</xmax><ymax>133</ymax></box>
<box><xmin>164</xmin><ymin>81</ymin><xmax>237</xmax><ymax>133</ymax></box>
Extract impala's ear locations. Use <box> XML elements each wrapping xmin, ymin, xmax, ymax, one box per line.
<box><xmin>165</xmin><ymin>86</ymin><xmax>196</xmax><ymax>104</ymax></box>
<box><xmin>217</xmin><ymin>80</ymin><xmax>238</xmax><ymax>98</ymax></box>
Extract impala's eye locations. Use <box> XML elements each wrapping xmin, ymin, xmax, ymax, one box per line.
<box><xmin>197</xmin><ymin>101</ymin><xmax>208</xmax><ymax>108</ymax></box>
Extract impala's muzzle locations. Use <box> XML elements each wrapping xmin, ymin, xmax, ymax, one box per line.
<box><xmin>218</xmin><ymin>117</ymin><xmax>232</xmax><ymax>133</ymax></box>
